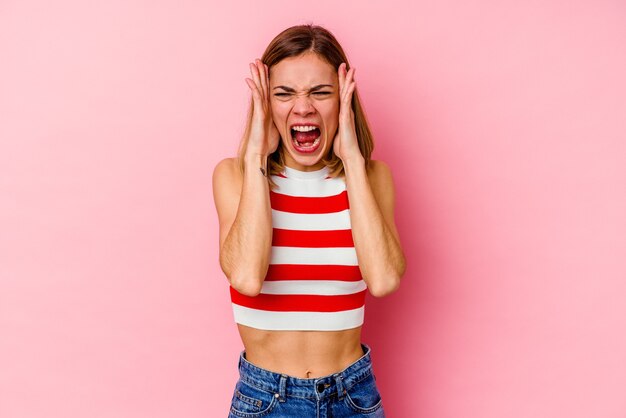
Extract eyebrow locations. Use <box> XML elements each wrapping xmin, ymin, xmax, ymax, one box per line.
<box><xmin>273</xmin><ymin>84</ymin><xmax>334</xmax><ymax>92</ymax></box>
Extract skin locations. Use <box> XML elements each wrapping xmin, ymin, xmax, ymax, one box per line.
<box><xmin>269</xmin><ymin>52</ymin><xmax>339</xmax><ymax>171</ymax></box>
<box><xmin>212</xmin><ymin>53</ymin><xmax>406</xmax><ymax>378</ymax></box>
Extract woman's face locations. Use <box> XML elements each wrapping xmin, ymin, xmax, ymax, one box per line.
<box><xmin>269</xmin><ymin>52</ymin><xmax>339</xmax><ymax>171</ymax></box>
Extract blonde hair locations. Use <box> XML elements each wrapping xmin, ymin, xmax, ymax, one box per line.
<box><xmin>238</xmin><ymin>24</ymin><xmax>375</xmax><ymax>189</ymax></box>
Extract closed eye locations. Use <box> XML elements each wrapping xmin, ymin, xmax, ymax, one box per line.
<box><xmin>274</xmin><ymin>92</ymin><xmax>332</xmax><ymax>96</ymax></box>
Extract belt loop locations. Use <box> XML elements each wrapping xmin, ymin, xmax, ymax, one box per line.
<box><xmin>278</xmin><ymin>374</ymin><xmax>288</xmax><ymax>402</ymax></box>
<box><xmin>362</xmin><ymin>343</ymin><xmax>369</xmax><ymax>356</ymax></box>
<box><xmin>334</xmin><ymin>373</ymin><xmax>346</xmax><ymax>400</ymax></box>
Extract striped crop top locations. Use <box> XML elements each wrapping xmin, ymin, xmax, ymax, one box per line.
<box><xmin>229</xmin><ymin>164</ymin><xmax>367</xmax><ymax>331</ymax></box>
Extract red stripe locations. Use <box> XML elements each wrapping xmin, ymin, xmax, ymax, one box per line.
<box><xmin>265</xmin><ymin>264</ymin><xmax>362</xmax><ymax>282</ymax></box>
<box><xmin>272</xmin><ymin>228</ymin><xmax>354</xmax><ymax>247</ymax></box>
<box><xmin>270</xmin><ymin>190</ymin><xmax>349</xmax><ymax>214</ymax></box>
<box><xmin>230</xmin><ymin>287</ymin><xmax>366</xmax><ymax>312</ymax></box>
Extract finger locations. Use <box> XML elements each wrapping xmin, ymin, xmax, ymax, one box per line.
<box><xmin>245</xmin><ymin>77</ymin><xmax>262</xmax><ymax>106</ymax></box>
<box><xmin>264</xmin><ymin>63</ymin><xmax>271</xmax><ymax>99</ymax></box>
<box><xmin>340</xmin><ymin>68</ymin><xmax>353</xmax><ymax>103</ymax></box>
<box><xmin>256</xmin><ymin>60</ymin><xmax>267</xmax><ymax>103</ymax></box>
<box><xmin>257</xmin><ymin>59</ymin><xmax>268</xmax><ymax>102</ymax></box>
<box><xmin>338</xmin><ymin>63</ymin><xmax>346</xmax><ymax>94</ymax></box>
<box><xmin>344</xmin><ymin>67</ymin><xmax>354</xmax><ymax>95</ymax></box>
<box><xmin>344</xmin><ymin>69</ymin><xmax>355</xmax><ymax>101</ymax></box>
<box><xmin>347</xmin><ymin>81</ymin><xmax>356</xmax><ymax>104</ymax></box>
<box><xmin>336</xmin><ymin>63</ymin><xmax>342</xmax><ymax>94</ymax></box>
<box><xmin>341</xmin><ymin>81</ymin><xmax>356</xmax><ymax>113</ymax></box>
<box><xmin>249</xmin><ymin>61</ymin><xmax>263</xmax><ymax>101</ymax></box>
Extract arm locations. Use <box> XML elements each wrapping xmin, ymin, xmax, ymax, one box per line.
<box><xmin>330</xmin><ymin>62</ymin><xmax>406</xmax><ymax>297</ymax></box>
<box><xmin>344</xmin><ymin>157</ymin><xmax>406</xmax><ymax>297</ymax></box>
<box><xmin>212</xmin><ymin>59</ymin><xmax>278</xmax><ymax>297</ymax></box>
<box><xmin>212</xmin><ymin>156</ymin><xmax>271</xmax><ymax>296</ymax></box>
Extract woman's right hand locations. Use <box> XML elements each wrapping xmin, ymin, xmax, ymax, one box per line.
<box><xmin>244</xmin><ymin>59</ymin><xmax>280</xmax><ymax>160</ymax></box>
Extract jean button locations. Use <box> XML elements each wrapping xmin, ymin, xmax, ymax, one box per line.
<box><xmin>317</xmin><ymin>383</ymin><xmax>325</xmax><ymax>393</ymax></box>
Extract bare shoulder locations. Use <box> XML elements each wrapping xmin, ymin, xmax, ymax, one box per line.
<box><xmin>212</xmin><ymin>157</ymin><xmax>243</xmax><ymax>249</ymax></box>
<box><xmin>212</xmin><ymin>157</ymin><xmax>242</xmax><ymax>195</ymax></box>
<box><xmin>367</xmin><ymin>159</ymin><xmax>394</xmax><ymax>191</ymax></box>
<box><xmin>212</xmin><ymin>157</ymin><xmax>243</xmax><ymax>216</ymax></box>
<box><xmin>366</xmin><ymin>159</ymin><xmax>400</xmax><ymax>242</ymax></box>
<box><xmin>213</xmin><ymin>157</ymin><xmax>239</xmax><ymax>179</ymax></box>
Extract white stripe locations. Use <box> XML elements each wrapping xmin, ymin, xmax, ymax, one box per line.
<box><xmin>272</xmin><ymin>209</ymin><xmax>351</xmax><ymax>231</ymax></box>
<box><xmin>272</xmin><ymin>175</ymin><xmax>346</xmax><ymax>197</ymax></box>
<box><xmin>232</xmin><ymin>304</ymin><xmax>365</xmax><ymax>331</ymax></box>
<box><xmin>260</xmin><ymin>280</ymin><xmax>367</xmax><ymax>295</ymax></box>
<box><xmin>270</xmin><ymin>247</ymin><xmax>358</xmax><ymax>266</ymax></box>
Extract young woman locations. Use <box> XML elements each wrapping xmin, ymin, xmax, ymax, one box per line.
<box><xmin>213</xmin><ymin>24</ymin><xmax>406</xmax><ymax>418</ymax></box>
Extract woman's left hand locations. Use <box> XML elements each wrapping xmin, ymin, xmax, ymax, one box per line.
<box><xmin>333</xmin><ymin>63</ymin><xmax>363</xmax><ymax>162</ymax></box>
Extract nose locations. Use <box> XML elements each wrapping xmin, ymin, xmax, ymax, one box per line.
<box><xmin>292</xmin><ymin>94</ymin><xmax>315</xmax><ymax>116</ymax></box>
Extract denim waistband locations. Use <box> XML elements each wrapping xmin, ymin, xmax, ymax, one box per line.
<box><xmin>237</xmin><ymin>343</ymin><xmax>374</xmax><ymax>402</ymax></box>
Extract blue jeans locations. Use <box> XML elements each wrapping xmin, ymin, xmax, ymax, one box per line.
<box><xmin>228</xmin><ymin>342</ymin><xmax>385</xmax><ymax>417</ymax></box>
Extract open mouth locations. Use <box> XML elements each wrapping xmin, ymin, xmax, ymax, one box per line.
<box><xmin>290</xmin><ymin>127</ymin><xmax>322</xmax><ymax>153</ymax></box>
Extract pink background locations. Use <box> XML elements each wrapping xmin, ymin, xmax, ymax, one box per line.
<box><xmin>1</xmin><ymin>1</ymin><xmax>625</xmax><ymax>417</ymax></box>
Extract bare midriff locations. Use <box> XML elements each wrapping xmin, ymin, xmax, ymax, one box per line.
<box><xmin>237</xmin><ymin>324</ymin><xmax>364</xmax><ymax>379</ymax></box>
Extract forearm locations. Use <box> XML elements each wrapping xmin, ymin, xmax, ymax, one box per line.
<box><xmin>344</xmin><ymin>157</ymin><xmax>405</xmax><ymax>297</ymax></box>
<box><xmin>220</xmin><ymin>154</ymin><xmax>272</xmax><ymax>296</ymax></box>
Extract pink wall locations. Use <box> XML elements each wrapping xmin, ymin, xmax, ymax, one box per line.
<box><xmin>1</xmin><ymin>1</ymin><xmax>625</xmax><ymax>417</ymax></box>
